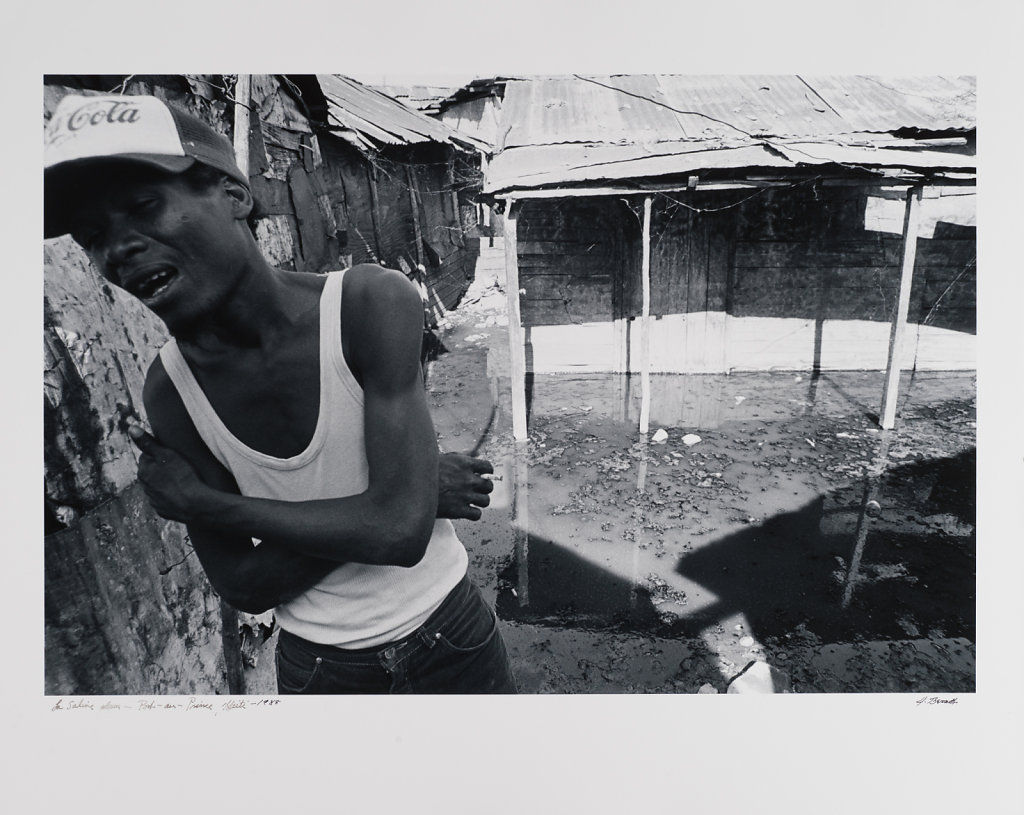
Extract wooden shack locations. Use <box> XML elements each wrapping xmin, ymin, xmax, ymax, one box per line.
<box><xmin>481</xmin><ymin>75</ymin><xmax>976</xmax><ymax>437</ymax></box>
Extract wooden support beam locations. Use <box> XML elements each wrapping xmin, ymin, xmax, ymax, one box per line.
<box><xmin>367</xmin><ymin>164</ymin><xmax>384</xmax><ymax>263</ymax></box>
<box><xmin>504</xmin><ymin>201</ymin><xmax>528</xmax><ymax>440</ymax></box>
<box><xmin>879</xmin><ymin>186</ymin><xmax>923</xmax><ymax>430</ymax></box>
<box><xmin>232</xmin><ymin>74</ymin><xmax>251</xmax><ymax>180</ymax></box>
<box><xmin>223</xmin><ymin>73</ymin><xmax>253</xmax><ymax>694</ymax></box>
<box><xmin>446</xmin><ymin>155</ymin><xmax>460</xmax><ymax>227</ymax></box>
<box><xmin>405</xmin><ymin>165</ymin><xmax>424</xmax><ymax>268</ymax></box>
<box><xmin>638</xmin><ymin>196</ymin><xmax>653</xmax><ymax>435</ymax></box>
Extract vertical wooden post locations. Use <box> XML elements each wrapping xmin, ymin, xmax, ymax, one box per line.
<box><xmin>880</xmin><ymin>187</ymin><xmax>923</xmax><ymax>430</ymax></box>
<box><xmin>505</xmin><ymin>200</ymin><xmax>528</xmax><ymax>440</ymax></box>
<box><xmin>367</xmin><ymin>164</ymin><xmax>384</xmax><ymax>263</ymax></box>
<box><xmin>222</xmin><ymin>72</ymin><xmax>253</xmax><ymax>695</ymax></box>
<box><xmin>446</xmin><ymin>155</ymin><xmax>460</xmax><ymax>228</ymax></box>
<box><xmin>639</xmin><ymin>196</ymin><xmax>653</xmax><ymax>435</ymax></box>
<box><xmin>232</xmin><ymin>74</ymin><xmax>251</xmax><ymax>180</ymax></box>
<box><xmin>405</xmin><ymin>166</ymin><xmax>424</xmax><ymax>268</ymax></box>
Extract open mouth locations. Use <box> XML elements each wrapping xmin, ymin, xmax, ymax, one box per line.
<box><xmin>127</xmin><ymin>267</ymin><xmax>178</xmax><ymax>303</ymax></box>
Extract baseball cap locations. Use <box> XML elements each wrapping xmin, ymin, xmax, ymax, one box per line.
<box><xmin>44</xmin><ymin>93</ymin><xmax>250</xmax><ymax>238</ymax></box>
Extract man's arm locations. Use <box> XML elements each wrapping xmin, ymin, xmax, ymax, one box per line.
<box><xmin>140</xmin><ymin>360</ymin><xmax>339</xmax><ymax>614</ymax></box>
<box><xmin>134</xmin><ymin>266</ymin><xmax>446</xmax><ymax>567</ymax></box>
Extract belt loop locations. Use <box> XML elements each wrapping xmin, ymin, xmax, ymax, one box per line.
<box><xmin>418</xmin><ymin>628</ymin><xmax>438</xmax><ymax>649</ymax></box>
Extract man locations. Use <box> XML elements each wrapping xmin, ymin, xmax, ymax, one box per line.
<box><xmin>44</xmin><ymin>92</ymin><xmax>517</xmax><ymax>694</ymax></box>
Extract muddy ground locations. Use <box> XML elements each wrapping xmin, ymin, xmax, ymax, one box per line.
<box><xmin>425</xmin><ymin>245</ymin><xmax>976</xmax><ymax>694</ymax></box>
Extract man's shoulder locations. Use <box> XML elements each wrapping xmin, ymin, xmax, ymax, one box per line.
<box><xmin>343</xmin><ymin>263</ymin><xmax>410</xmax><ymax>292</ymax></box>
<box><xmin>342</xmin><ymin>264</ymin><xmax>421</xmax><ymax>313</ymax></box>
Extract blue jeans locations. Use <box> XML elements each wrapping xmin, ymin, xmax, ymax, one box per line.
<box><xmin>275</xmin><ymin>575</ymin><xmax>517</xmax><ymax>694</ymax></box>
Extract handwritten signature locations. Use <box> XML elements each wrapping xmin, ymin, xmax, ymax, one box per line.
<box><xmin>915</xmin><ymin>695</ymin><xmax>959</xmax><ymax>706</ymax></box>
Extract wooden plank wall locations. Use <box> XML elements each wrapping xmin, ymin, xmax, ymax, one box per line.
<box><xmin>517</xmin><ymin>184</ymin><xmax>975</xmax><ymax>374</ymax></box>
<box><xmin>517</xmin><ymin>198</ymin><xmax>638</xmax><ymax>326</ymax></box>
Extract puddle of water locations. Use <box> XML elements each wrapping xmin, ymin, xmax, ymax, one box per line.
<box><xmin>439</xmin><ymin>280</ymin><xmax>975</xmax><ymax>690</ymax></box>
<box><xmin>492</xmin><ymin>382</ymin><xmax>975</xmax><ymax>652</ymax></box>
<box><xmin>438</xmin><ymin>293</ymin><xmax>975</xmax><ymax>690</ymax></box>
<box><xmin>524</xmin><ymin>370</ymin><xmax>975</xmax><ymax>430</ymax></box>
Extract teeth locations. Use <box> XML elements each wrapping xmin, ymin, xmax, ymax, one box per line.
<box><xmin>136</xmin><ymin>269</ymin><xmax>174</xmax><ymax>299</ymax></box>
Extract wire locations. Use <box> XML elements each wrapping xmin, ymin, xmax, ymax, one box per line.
<box><xmin>640</xmin><ymin>174</ymin><xmax>825</xmax><ymax>215</ymax></box>
<box><xmin>569</xmin><ymin>74</ymin><xmax>963</xmax><ymax>182</ymax></box>
<box><xmin>572</xmin><ymin>74</ymin><xmax>758</xmax><ymax>140</ymax></box>
<box><xmin>922</xmin><ymin>257</ymin><xmax>976</xmax><ymax>326</ymax></box>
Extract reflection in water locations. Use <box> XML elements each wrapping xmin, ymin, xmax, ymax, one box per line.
<box><xmin>525</xmin><ymin>370</ymin><xmax>971</xmax><ymax>431</ymax></box>
<box><xmin>512</xmin><ymin>440</ymin><xmax>530</xmax><ymax>607</ymax></box>
<box><xmin>496</xmin><ymin>414</ymin><xmax>975</xmax><ymax>649</ymax></box>
<box><xmin>841</xmin><ymin>430</ymin><xmax>893</xmax><ymax>608</ymax></box>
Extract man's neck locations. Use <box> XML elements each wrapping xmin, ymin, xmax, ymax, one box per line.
<box><xmin>173</xmin><ymin>256</ymin><xmax>319</xmax><ymax>354</ymax></box>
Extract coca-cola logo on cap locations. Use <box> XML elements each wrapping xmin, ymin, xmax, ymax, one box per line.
<box><xmin>47</xmin><ymin>98</ymin><xmax>144</xmax><ymax>147</ymax></box>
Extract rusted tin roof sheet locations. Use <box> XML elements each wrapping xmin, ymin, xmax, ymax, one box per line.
<box><xmin>316</xmin><ymin>74</ymin><xmax>482</xmax><ymax>151</ymax></box>
<box><xmin>486</xmin><ymin>143</ymin><xmax>791</xmax><ymax>190</ymax></box>
<box><xmin>486</xmin><ymin>74</ymin><xmax>975</xmax><ymax>192</ymax></box>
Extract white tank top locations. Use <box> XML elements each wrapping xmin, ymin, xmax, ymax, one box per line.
<box><xmin>159</xmin><ymin>269</ymin><xmax>467</xmax><ymax>648</ymax></box>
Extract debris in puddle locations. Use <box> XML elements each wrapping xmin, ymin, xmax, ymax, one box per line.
<box><xmin>449</xmin><ymin>350</ymin><xmax>974</xmax><ymax>692</ymax></box>
<box><xmin>682</xmin><ymin>434</ymin><xmax>702</xmax><ymax>446</ymax></box>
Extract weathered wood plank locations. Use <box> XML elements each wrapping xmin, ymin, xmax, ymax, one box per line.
<box><xmin>639</xmin><ymin>196</ymin><xmax>652</xmax><ymax>435</ymax></box>
<box><xmin>881</xmin><ymin>188</ymin><xmax>923</xmax><ymax>429</ymax></box>
<box><xmin>505</xmin><ymin>204</ymin><xmax>528</xmax><ymax>439</ymax></box>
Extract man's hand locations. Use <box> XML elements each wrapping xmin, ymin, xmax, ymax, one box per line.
<box><xmin>438</xmin><ymin>452</ymin><xmax>495</xmax><ymax>521</ymax></box>
<box><xmin>128</xmin><ymin>424</ymin><xmax>212</xmax><ymax>524</ymax></box>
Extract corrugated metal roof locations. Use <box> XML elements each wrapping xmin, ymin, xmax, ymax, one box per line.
<box><xmin>316</xmin><ymin>74</ymin><xmax>481</xmax><ymax>151</ymax></box>
<box><xmin>486</xmin><ymin>74</ymin><xmax>974</xmax><ymax>192</ymax></box>
<box><xmin>805</xmin><ymin>75</ymin><xmax>976</xmax><ymax>132</ymax></box>
<box><xmin>501</xmin><ymin>75</ymin><xmax>974</xmax><ymax>147</ymax></box>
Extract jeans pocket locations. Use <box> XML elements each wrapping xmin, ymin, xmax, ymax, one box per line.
<box><xmin>276</xmin><ymin>643</ymin><xmax>324</xmax><ymax>695</ymax></box>
<box><xmin>434</xmin><ymin>604</ymin><xmax>499</xmax><ymax>654</ymax></box>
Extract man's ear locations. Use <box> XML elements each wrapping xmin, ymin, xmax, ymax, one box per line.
<box><xmin>221</xmin><ymin>176</ymin><xmax>254</xmax><ymax>221</ymax></box>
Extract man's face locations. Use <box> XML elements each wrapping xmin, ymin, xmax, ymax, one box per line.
<box><xmin>65</xmin><ymin>163</ymin><xmax>251</xmax><ymax>334</ymax></box>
